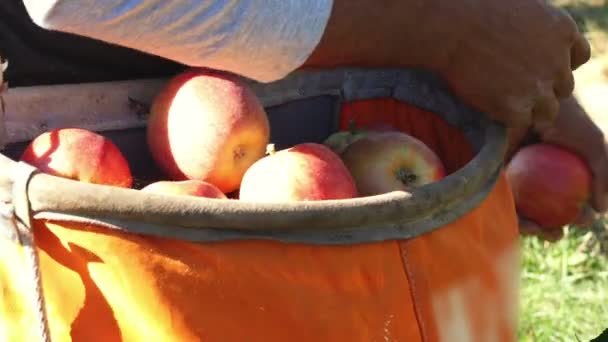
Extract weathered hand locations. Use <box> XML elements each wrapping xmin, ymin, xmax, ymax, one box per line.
<box><xmin>305</xmin><ymin>0</ymin><xmax>591</xmax><ymax>128</ymax></box>
<box><xmin>434</xmin><ymin>0</ymin><xmax>591</xmax><ymax>128</ymax></box>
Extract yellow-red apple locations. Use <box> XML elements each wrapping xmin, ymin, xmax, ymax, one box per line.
<box><xmin>340</xmin><ymin>131</ymin><xmax>445</xmax><ymax>196</ymax></box>
<box><xmin>239</xmin><ymin>143</ymin><xmax>358</xmax><ymax>202</ymax></box>
<box><xmin>146</xmin><ymin>69</ymin><xmax>270</xmax><ymax>193</ymax></box>
<box><xmin>141</xmin><ymin>180</ymin><xmax>227</xmax><ymax>199</ymax></box>
<box><xmin>20</xmin><ymin>127</ymin><xmax>132</xmax><ymax>188</ymax></box>
<box><xmin>505</xmin><ymin>143</ymin><xmax>592</xmax><ymax>228</ymax></box>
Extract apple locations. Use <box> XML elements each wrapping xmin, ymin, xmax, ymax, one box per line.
<box><xmin>340</xmin><ymin>131</ymin><xmax>445</xmax><ymax>196</ymax></box>
<box><xmin>505</xmin><ymin>143</ymin><xmax>592</xmax><ymax>228</ymax></box>
<box><xmin>141</xmin><ymin>180</ymin><xmax>227</xmax><ymax>199</ymax></box>
<box><xmin>239</xmin><ymin>143</ymin><xmax>358</xmax><ymax>202</ymax></box>
<box><xmin>20</xmin><ymin>127</ymin><xmax>133</xmax><ymax>188</ymax></box>
<box><xmin>146</xmin><ymin>68</ymin><xmax>270</xmax><ymax>194</ymax></box>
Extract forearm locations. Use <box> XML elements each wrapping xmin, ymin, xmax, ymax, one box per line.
<box><xmin>303</xmin><ymin>0</ymin><xmax>454</xmax><ymax>70</ymax></box>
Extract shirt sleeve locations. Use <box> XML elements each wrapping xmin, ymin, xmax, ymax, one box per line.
<box><xmin>22</xmin><ymin>0</ymin><xmax>334</xmax><ymax>82</ymax></box>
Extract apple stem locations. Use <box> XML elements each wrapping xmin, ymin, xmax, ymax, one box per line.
<box><xmin>395</xmin><ymin>168</ymin><xmax>417</xmax><ymax>186</ymax></box>
<box><xmin>347</xmin><ymin>118</ymin><xmax>357</xmax><ymax>133</ymax></box>
<box><xmin>266</xmin><ymin>143</ymin><xmax>276</xmax><ymax>155</ymax></box>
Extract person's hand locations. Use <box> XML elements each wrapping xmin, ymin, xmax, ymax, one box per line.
<box><xmin>508</xmin><ymin>96</ymin><xmax>607</xmax><ymax>241</ymax></box>
<box><xmin>304</xmin><ymin>0</ymin><xmax>591</xmax><ymax>128</ymax></box>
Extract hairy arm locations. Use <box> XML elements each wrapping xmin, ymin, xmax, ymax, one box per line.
<box><xmin>303</xmin><ymin>1</ymin><xmax>449</xmax><ymax>69</ymax></box>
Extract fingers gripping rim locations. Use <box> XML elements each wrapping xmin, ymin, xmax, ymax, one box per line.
<box><xmin>531</xmin><ymin>86</ymin><xmax>560</xmax><ymax>125</ymax></box>
<box><xmin>553</xmin><ymin>65</ymin><xmax>575</xmax><ymax>99</ymax></box>
<box><xmin>571</xmin><ymin>28</ymin><xmax>592</xmax><ymax>70</ymax></box>
<box><xmin>554</xmin><ymin>6</ymin><xmax>591</xmax><ymax>70</ymax></box>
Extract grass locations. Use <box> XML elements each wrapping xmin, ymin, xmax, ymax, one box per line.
<box><xmin>517</xmin><ymin>222</ymin><xmax>608</xmax><ymax>341</ymax></box>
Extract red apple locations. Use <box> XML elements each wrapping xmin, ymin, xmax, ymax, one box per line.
<box><xmin>239</xmin><ymin>143</ymin><xmax>358</xmax><ymax>202</ymax></box>
<box><xmin>505</xmin><ymin>143</ymin><xmax>592</xmax><ymax>228</ymax></box>
<box><xmin>141</xmin><ymin>180</ymin><xmax>227</xmax><ymax>199</ymax></box>
<box><xmin>20</xmin><ymin>127</ymin><xmax>132</xmax><ymax>188</ymax></box>
<box><xmin>146</xmin><ymin>68</ymin><xmax>270</xmax><ymax>193</ymax></box>
<box><xmin>340</xmin><ymin>131</ymin><xmax>445</xmax><ymax>196</ymax></box>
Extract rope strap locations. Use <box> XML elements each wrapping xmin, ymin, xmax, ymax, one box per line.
<box><xmin>12</xmin><ymin>161</ymin><xmax>51</xmax><ymax>342</ymax></box>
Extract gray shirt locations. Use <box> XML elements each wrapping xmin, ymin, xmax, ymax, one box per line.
<box><xmin>22</xmin><ymin>0</ymin><xmax>334</xmax><ymax>82</ymax></box>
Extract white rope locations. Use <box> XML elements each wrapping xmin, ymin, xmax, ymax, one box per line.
<box><xmin>10</xmin><ymin>160</ymin><xmax>52</xmax><ymax>342</ymax></box>
<box><xmin>17</xmin><ymin>219</ymin><xmax>51</xmax><ymax>342</ymax></box>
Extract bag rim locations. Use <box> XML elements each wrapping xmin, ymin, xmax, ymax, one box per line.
<box><xmin>0</xmin><ymin>67</ymin><xmax>508</xmax><ymax>245</ymax></box>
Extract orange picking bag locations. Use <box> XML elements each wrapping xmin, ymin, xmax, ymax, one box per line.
<box><xmin>0</xmin><ymin>68</ymin><xmax>520</xmax><ymax>342</ymax></box>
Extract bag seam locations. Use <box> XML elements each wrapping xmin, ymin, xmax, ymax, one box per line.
<box><xmin>398</xmin><ymin>241</ymin><xmax>428</xmax><ymax>342</ymax></box>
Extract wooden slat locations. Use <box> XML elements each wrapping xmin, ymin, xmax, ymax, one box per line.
<box><xmin>2</xmin><ymin>78</ymin><xmax>168</xmax><ymax>144</ymax></box>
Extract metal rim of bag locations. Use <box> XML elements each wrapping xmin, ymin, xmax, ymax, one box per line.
<box><xmin>0</xmin><ymin>67</ymin><xmax>508</xmax><ymax>245</ymax></box>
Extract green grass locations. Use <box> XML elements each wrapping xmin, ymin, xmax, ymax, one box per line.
<box><xmin>517</xmin><ymin>223</ymin><xmax>608</xmax><ymax>341</ymax></box>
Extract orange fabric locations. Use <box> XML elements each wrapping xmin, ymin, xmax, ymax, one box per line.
<box><xmin>341</xmin><ymin>99</ymin><xmax>521</xmax><ymax>342</ymax></box>
<box><xmin>0</xmin><ymin>98</ymin><xmax>520</xmax><ymax>342</ymax></box>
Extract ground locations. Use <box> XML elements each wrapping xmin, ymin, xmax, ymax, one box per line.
<box><xmin>517</xmin><ymin>1</ymin><xmax>608</xmax><ymax>341</ymax></box>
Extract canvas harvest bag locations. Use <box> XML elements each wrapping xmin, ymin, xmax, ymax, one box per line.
<box><xmin>0</xmin><ymin>66</ymin><xmax>521</xmax><ymax>342</ymax></box>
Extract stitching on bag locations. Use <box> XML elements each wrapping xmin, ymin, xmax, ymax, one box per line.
<box><xmin>398</xmin><ymin>242</ymin><xmax>428</xmax><ymax>342</ymax></box>
<box><xmin>0</xmin><ymin>202</ymin><xmax>21</xmax><ymax>243</ymax></box>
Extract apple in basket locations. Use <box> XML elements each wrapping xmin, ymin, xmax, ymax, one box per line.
<box><xmin>239</xmin><ymin>143</ymin><xmax>358</xmax><ymax>202</ymax></box>
<box><xmin>505</xmin><ymin>143</ymin><xmax>592</xmax><ymax>228</ymax></box>
<box><xmin>146</xmin><ymin>68</ymin><xmax>270</xmax><ymax>194</ymax></box>
<box><xmin>141</xmin><ymin>180</ymin><xmax>228</xmax><ymax>199</ymax></box>
<box><xmin>20</xmin><ymin>127</ymin><xmax>133</xmax><ymax>188</ymax></box>
<box><xmin>339</xmin><ymin>131</ymin><xmax>446</xmax><ymax>196</ymax></box>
